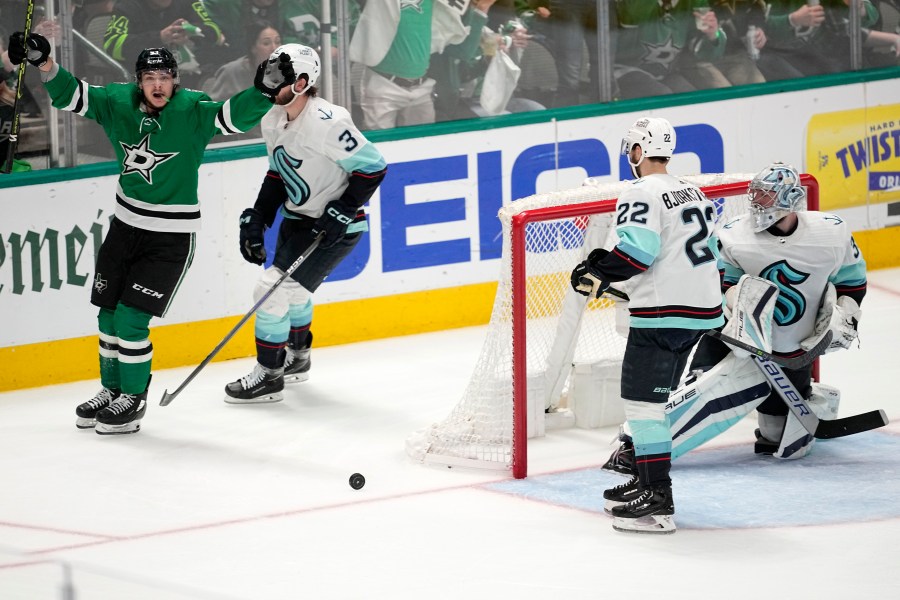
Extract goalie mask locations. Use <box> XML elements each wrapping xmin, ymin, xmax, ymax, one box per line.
<box><xmin>269</xmin><ymin>43</ymin><xmax>320</xmax><ymax>97</ymax></box>
<box><xmin>621</xmin><ymin>117</ymin><xmax>676</xmax><ymax>178</ymax></box>
<box><xmin>748</xmin><ymin>162</ymin><xmax>806</xmax><ymax>232</ymax></box>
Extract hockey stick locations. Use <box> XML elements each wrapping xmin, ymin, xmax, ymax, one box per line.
<box><xmin>752</xmin><ymin>355</ymin><xmax>889</xmax><ymax>439</ymax></box>
<box><xmin>159</xmin><ymin>233</ymin><xmax>323</xmax><ymax>406</ymax></box>
<box><xmin>1</xmin><ymin>0</ymin><xmax>36</xmax><ymax>174</ymax></box>
<box><xmin>601</xmin><ymin>286</ymin><xmax>826</xmax><ymax>369</ymax></box>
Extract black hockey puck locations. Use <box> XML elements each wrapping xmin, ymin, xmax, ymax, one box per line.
<box><xmin>349</xmin><ymin>473</ymin><xmax>366</xmax><ymax>490</ymax></box>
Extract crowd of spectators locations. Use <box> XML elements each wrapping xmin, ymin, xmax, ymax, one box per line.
<box><xmin>1</xmin><ymin>0</ymin><xmax>899</xmax><ymax>159</ymax></box>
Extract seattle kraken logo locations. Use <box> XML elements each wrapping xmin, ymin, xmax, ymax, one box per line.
<box><xmin>760</xmin><ymin>260</ymin><xmax>809</xmax><ymax>326</ymax></box>
<box><xmin>273</xmin><ymin>146</ymin><xmax>311</xmax><ymax>206</ymax></box>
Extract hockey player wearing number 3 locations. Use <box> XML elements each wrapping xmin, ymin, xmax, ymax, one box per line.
<box><xmin>6</xmin><ymin>30</ymin><xmax>295</xmax><ymax>434</ymax></box>
<box><xmin>224</xmin><ymin>44</ymin><xmax>387</xmax><ymax>403</ymax></box>
<box><xmin>570</xmin><ymin>117</ymin><xmax>725</xmax><ymax>534</ymax></box>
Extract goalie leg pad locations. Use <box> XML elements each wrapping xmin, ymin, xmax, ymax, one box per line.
<box><xmin>668</xmin><ymin>353</ymin><xmax>771</xmax><ymax>459</ymax></box>
<box><xmin>772</xmin><ymin>383</ymin><xmax>841</xmax><ymax>459</ymax></box>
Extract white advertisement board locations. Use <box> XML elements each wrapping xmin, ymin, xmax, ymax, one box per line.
<box><xmin>1</xmin><ymin>77</ymin><xmax>898</xmax><ymax>348</ymax></box>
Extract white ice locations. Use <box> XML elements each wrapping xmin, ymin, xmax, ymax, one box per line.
<box><xmin>2</xmin><ymin>269</ymin><xmax>900</xmax><ymax>600</ymax></box>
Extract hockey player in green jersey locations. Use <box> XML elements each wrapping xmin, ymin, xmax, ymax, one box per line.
<box><xmin>7</xmin><ymin>30</ymin><xmax>296</xmax><ymax>434</ymax></box>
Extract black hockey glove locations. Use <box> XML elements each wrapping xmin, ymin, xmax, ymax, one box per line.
<box><xmin>313</xmin><ymin>201</ymin><xmax>355</xmax><ymax>249</ymax></box>
<box><xmin>7</xmin><ymin>32</ymin><xmax>51</xmax><ymax>67</ymax></box>
<box><xmin>254</xmin><ymin>52</ymin><xmax>297</xmax><ymax>102</ymax></box>
<box><xmin>239</xmin><ymin>208</ymin><xmax>267</xmax><ymax>265</ymax></box>
<box><xmin>571</xmin><ymin>248</ymin><xmax>611</xmax><ymax>298</ymax></box>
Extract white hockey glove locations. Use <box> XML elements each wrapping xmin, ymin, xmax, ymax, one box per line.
<box><xmin>800</xmin><ymin>284</ymin><xmax>861</xmax><ymax>354</ymax></box>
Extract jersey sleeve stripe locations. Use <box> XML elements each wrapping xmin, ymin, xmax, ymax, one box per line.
<box><xmin>215</xmin><ymin>101</ymin><xmax>240</xmax><ymax>135</ymax></box>
<box><xmin>63</xmin><ymin>79</ymin><xmax>89</xmax><ymax>116</ymax></box>
<box><xmin>612</xmin><ymin>247</ymin><xmax>650</xmax><ymax>272</ymax></box>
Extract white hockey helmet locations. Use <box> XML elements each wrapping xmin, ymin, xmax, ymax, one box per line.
<box><xmin>747</xmin><ymin>162</ymin><xmax>806</xmax><ymax>232</ymax></box>
<box><xmin>621</xmin><ymin>117</ymin><xmax>676</xmax><ymax>178</ymax></box>
<box><xmin>268</xmin><ymin>43</ymin><xmax>320</xmax><ymax>97</ymax></box>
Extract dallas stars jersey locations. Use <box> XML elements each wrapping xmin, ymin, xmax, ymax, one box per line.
<box><xmin>614</xmin><ymin>174</ymin><xmax>724</xmax><ymax>330</ymax></box>
<box><xmin>260</xmin><ymin>96</ymin><xmax>386</xmax><ymax>222</ymax></box>
<box><xmin>616</xmin><ymin>0</ymin><xmax>726</xmax><ymax>79</ymax></box>
<box><xmin>43</xmin><ymin>65</ymin><xmax>272</xmax><ymax>233</ymax></box>
<box><xmin>718</xmin><ymin>211</ymin><xmax>867</xmax><ymax>352</ymax></box>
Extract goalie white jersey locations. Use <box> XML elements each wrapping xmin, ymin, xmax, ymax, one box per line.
<box><xmin>718</xmin><ymin>211</ymin><xmax>867</xmax><ymax>352</ymax></box>
<box><xmin>261</xmin><ymin>96</ymin><xmax>385</xmax><ymax>219</ymax></box>
<box><xmin>612</xmin><ymin>174</ymin><xmax>725</xmax><ymax>330</ymax></box>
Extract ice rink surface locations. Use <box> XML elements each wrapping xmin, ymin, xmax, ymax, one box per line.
<box><xmin>2</xmin><ymin>269</ymin><xmax>900</xmax><ymax>600</ymax></box>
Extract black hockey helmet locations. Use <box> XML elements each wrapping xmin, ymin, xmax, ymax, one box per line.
<box><xmin>135</xmin><ymin>48</ymin><xmax>178</xmax><ymax>82</ymax></box>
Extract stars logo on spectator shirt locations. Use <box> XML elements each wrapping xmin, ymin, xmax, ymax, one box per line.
<box><xmin>400</xmin><ymin>0</ymin><xmax>425</xmax><ymax>12</ymax></box>
<box><xmin>641</xmin><ymin>36</ymin><xmax>680</xmax><ymax>70</ymax></box>
<box><xmin>120</xmin><ymin>134</ymin><xmax>178</xmax><ymax>185</ymax></box>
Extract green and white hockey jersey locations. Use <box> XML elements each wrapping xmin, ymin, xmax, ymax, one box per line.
<box><xmin>616</xmin><ymin>0</ymin><xmax>726</xmax><ymax>79</ymax></box>
<box><xmin>43</xmin><ymin>65</ymin><xmax>272</xmax><ymax>233</ymax></box>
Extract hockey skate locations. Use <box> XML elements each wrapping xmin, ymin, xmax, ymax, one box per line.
<box><xmin>283</xmin><ymin>342</ymin><xmax>311</xmax><ymax>384</ymax></box>
<box><xmin>754</xmin><ymin>428</ymin><xmax>779</xmax><ymax>455</ymax></box>
<box><xmin>610</xmin><ymin>485</ymin><xmax>676</xmax><ymax>534</ymax></box>
<box><xmin>76</xmin><ymin>387</ymin><xmax>120</xmax><ymax>429</ymax></box>
<box><xmin>602</xmin><ymin>475</ymin><xmax>642</xmax><ymax>513</ymax></box>
<box><xmin>225</xmin><ymin>363</ymin><xmax>284</xmax><ymax>403</ymax></box>
<box><xmin>603</xmin><ymin>436</ymin><xmax>635</xmax><ymax>477</ymax></box>
<box><xmin>95</xmin><ymin>388</ymin><xmax>148</xmax><ymax>435</ymax></box>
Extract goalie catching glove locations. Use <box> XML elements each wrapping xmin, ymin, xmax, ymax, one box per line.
<box><xmin>7</xmin><ymin>32</ymin><xmax>51</xmax><ymax>67</ymax></box>
<box><xmin>570</xmin><ymin>249</ymin><xmax>611</xmax><ymax>298</ymax></box>
<box><xmin>239</xmin><ymin>208</ymin><xmax>267</xmax><ymax>265</ymax></box>
<box><xmin>800</xmin><ymin>283</ymin><xmax>861</xmax><ymax>354</ymax></box>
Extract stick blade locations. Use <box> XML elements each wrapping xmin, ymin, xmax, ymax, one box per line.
<box><xmin>815</xmin><ymin>409</ymin><xmax>889</xmax><ymax>439</ymax></box>
<box><xmin>159</xmin><ymin>389</ymin><xmax>178</xmax><ymax>407</ymax></box>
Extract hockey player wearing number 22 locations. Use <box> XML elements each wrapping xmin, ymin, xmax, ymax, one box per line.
<box><xmin>6</xmin><ymin>30</ymin><xmax>295</xmax><ymax>435</ymax></box>
<box><xmin>570</xmin><ymin>117</ymin><xmax>724</xmax><ymax>535</ymax></box>
<box><xmin>224</xmin><ymin>44</ymin><xmax>387</xmax><ymax>404</ymax></box>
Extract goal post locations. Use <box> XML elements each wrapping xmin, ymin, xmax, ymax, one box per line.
<box><xmin>407</xmin><ymin>173</ymin><xmax>820</xmax><ymax>479</ymax></box>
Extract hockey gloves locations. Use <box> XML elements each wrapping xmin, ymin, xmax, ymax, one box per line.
<box><xmin>8</xmin><ymin>32</ymin><xmax>51</xmax><ymax>67</ymax></box>
<box><xmin>255</xmin><ymin>53</ymin><xmax>297</xmax><ymax>102</ymax></box>
<box><xmin>313</xmin><ymin>201</ymin><xmax>355</xmax><ymax>249</ymax></box>
<box><xmin>239</xmin><ymin>208</ymin><xmax>267</xmax><ymax>265</ymax></box>
<box><xmin>571</xmin><ymin>249</ymin><xmax>611</xmax><ymax>298</ymax></box>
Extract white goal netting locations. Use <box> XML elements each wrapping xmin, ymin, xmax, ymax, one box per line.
<box><xmin>406</xmin><ymin>173</ymin><xmax>791</xmax><ymax>477</ymax></box>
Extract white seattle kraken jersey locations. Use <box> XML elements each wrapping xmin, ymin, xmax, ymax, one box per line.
<box><xmin>261</xmin><ymin>96</ymin><xmax>385</xmax><ymax>220</ymax></box>
<box><xmin>718</xmin><ymin>211</ymin><xmax>866</xmax><ymax>352</ymax></box>
<box><xmin>615</xmin><ymin>174</ymin><xmax>724</xmax><ymax>330</ymax></box>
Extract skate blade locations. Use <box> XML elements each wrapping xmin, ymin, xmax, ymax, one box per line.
<box><xmin>95</xmin><ymin>421</ymin><xmax>142</xmax><ymax>435</ymax></box>
<box><xmin>224</xmin><ymin>392</ymin><xmax>284</xmax><ymax>404</ymax></box>
<box><xmin>612</xmin><ymin>514</ymin><xmax>676</xmax><ymax>534</ymax></box>
<box><xmin>75</xmin><ymin>418</ymin><xmax>96</xmax><ymax>429</ymax></box>
<box><xmin>284</xmin><ymin>372</ymin><xmax>309</xmax><ymax>384</ymax></box>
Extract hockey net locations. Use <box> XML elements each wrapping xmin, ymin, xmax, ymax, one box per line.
<box><xmin>406</xmin><ymin>173</ymin><xmax>819</xmax><ymax>478</ymax></box>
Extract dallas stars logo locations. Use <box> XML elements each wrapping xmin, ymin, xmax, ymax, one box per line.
<box><xmin>120</xmin><ymin>135</ymin><xmax>177</xmax><ymax>185</ymax></box>
<box><xmin>641</xmin><ymin>35</ymin><xmax>681</xmax><ymax>71</ymax></box>
<box><xmin>400</xmin><ymin>0</ymin><xmax>425</xmax><ymax>13</ymax></box>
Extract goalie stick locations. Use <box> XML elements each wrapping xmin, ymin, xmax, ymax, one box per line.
<box><xmin>601</xmin><ymin>287</ymin><xmax>827</xmax><ymax>369</ymax></box>
<box><xmin>159</xmin><ymin>233</ymin><xmax>323</xmax><ymax>406</ymax></box>
<box><xmin>1</xmin><ymin>0</ymin><xmax>36</xmax><ymax>174</ymax></box>
<box><xmin>752</xmin><ymin>355</ymin><xmax>889</xmax><ymax>439</ymax></box>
